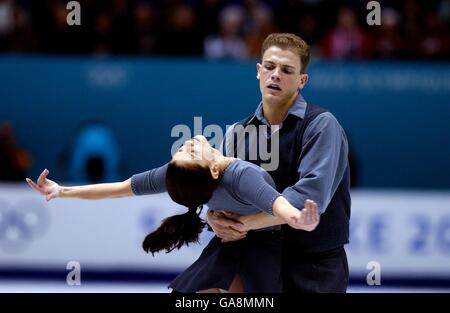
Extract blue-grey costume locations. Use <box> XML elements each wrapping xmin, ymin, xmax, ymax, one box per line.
<box><xmin>131</xmin><ymin>159</ymin><xmax>284</xmax><ymax>292</ymax></box>
<box><xmin>221</xmin><ymin>93</ymin><xmax>351</xmax><ymax>293</ymax></box>
<box><xmin>132</xmin><ymin>93</ymin><xmax>351</xmax><ymax>293</ymax></box>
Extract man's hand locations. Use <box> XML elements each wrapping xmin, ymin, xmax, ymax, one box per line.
<box><xmin>26</xmin><ymin>169</ymin><xmax>61</xmax><ymax>202</ymax></box>
<box><xmin>207</xmin><ymin>210</ymin><xmax>248</xmax><ymax>242</ymax></box>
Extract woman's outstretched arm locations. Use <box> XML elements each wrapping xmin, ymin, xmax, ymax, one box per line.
<box><xmin>26</xmin><ymin>169</ymin><xmax>133</xmax><ymax>201</ymax></box>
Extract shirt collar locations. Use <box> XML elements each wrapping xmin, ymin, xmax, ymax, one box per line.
<box><xmin>248</xmin><ymin>92</ymin><xmax>307</xmax><ymax>126</ymax></box>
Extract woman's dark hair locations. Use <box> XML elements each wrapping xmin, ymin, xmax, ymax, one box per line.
<box><xmin>142</xmin><ymin>160</ymin><xmax>221</xmax><ymax>255</ymax></box>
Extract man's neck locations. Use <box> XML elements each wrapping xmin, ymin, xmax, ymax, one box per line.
<box><xmin>262</xmin><ymin>92</ymin><xmax>298</xmax><ymax>126</ymax></box>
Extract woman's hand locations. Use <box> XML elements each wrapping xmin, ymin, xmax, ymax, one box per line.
<box><xmin>26</xmin><ymin>169</ymin><xmax>62</xmax><ymax>202</ymax></box>
<box><xmin>292</xmin><ymin>199</ymin><xmax>320</xmax><ymax>231</ymax></box>
<box><xmin>273</xmin><ymin>198</ymin><xmax>320</xmax><ymax>231</ymax></box>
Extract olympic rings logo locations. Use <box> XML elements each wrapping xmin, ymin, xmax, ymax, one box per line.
<box><xmin>0</xmin><ymin>198</ymin><xmax>50</xmax><ymax>253</ymax></box>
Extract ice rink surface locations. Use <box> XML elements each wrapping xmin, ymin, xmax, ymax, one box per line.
<box><xmin>1</xmin><ymin>281</ymin><xmax>449</xmax><ymax>293</ymax></box>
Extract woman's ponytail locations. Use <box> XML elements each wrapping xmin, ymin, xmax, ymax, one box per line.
<box><xmin>143</xmin><ymin>160</ymin><xmax>221</xmax><ymax>255</ymax></box>
<box><xmin>142</xmin><ymin>206</ymin><xmax>206</xmax><ymax>255</ymax></box>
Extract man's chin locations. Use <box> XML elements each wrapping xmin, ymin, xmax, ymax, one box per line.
<box><xmin>264</xmin><ymin>93</ymin><xmax>284</xmax><ymax>103</ymax></box>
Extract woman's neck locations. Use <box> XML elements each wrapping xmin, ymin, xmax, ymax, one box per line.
<box><xmin>217</xmin><ymin>155</ymin><xmax>235</xmax><ymax>172</ymax></box>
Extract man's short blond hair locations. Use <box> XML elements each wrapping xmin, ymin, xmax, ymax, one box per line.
<box><xmin>261</xmin><ymin>33</ymin><xmax>311</xmax><ymax>74</ymax></box>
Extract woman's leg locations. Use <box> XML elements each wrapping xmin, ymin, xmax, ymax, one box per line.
<box><xmin>196</xmin><ymin>273</ymin><xmax>244</xmax><ymax>293</ymax></box>
<box><xmin>196</xmin><ymin>288</ymin><xmax>222</xmax><ymax>293</ymax></box>
<box><xmin>219</xmin><ymin>273</ymin><xmax>243</xmax><ymax>293</ymax></box>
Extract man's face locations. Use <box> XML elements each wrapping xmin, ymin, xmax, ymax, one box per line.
<box><xmin>257</xmin><ymin>46</ymin><xmax>308</xmax><ymax>105</ymax></box>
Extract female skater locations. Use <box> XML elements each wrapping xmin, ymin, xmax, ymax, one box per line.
<box><xmin>27</xmin><ymin>135</ymin><xmax>319</xmax><ymax>292</ymax></box>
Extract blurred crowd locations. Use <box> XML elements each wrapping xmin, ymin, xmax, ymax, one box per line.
<box><xmin>0</xmin><ymin>0</ymin><xmax>449</xmax><ymax>59</ymax></box>
<box><xmin>0</xmin><ymin>0</ymin><xmax>450</xmax><ymax>59</ymax></box>
<box><xmin>0</xmin><ymin>123</ymin><xmax>30</xmax><ymax>181</ymax></box>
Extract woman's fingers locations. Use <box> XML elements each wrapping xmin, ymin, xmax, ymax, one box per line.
<box><xmin>305</xmin><ymin>199</ymin><xmax>314</xmax><ymax>211</ymax></box>
<box><xmin>305</xmin><ymin>200</ymin><xmax>318</xmax><ymax>224</ymax></box>
<box><xmin>37</xmin><ymin>169</ymin><xmax>49</xmax><ymax>186</ymax></box>
<box><xmin>26</xmin><ymin>178</ymin><xmax>45</xmax><ymax>194</ymax></box>
<box><xmin>297</xmin><ymin>209</ymin><xmax>306</xmax><ymax>225</ymax></box>
<box><xmin>306</xmin><ymin>200</ymin><xmax>319</xmax><ymax>230</ymax></box>
<box><xmin>312</xmin><ymin>203</ymin><xmax>319</xmax><ymax>223</ymax></box>
<box><xmin>303</xmin><ymin>209</ymin><xmax>308</xmax><ymax>224</ymax></box>
<box><xmin>46</xmin><ymin>190</ymin><xmax>57</xmax><ymax>202</ymax></box>
<box><xmin>304</xmin><ymin>208</ymin><xmax>312</xmax><ymax>224</ymax></box>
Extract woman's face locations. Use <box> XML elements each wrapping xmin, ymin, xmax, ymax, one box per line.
<box><xmin>172</xmin><ymin>135</ymin><xmax>217</xmax><ymax>167</ymax></box>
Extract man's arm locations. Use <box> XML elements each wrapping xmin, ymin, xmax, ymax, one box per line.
<box><xmin>243</xmin><ymin>112</ymin><xmax>348</xmax><ymax>222</ymax></box>
<box><xmin>208</xmin><ymin>197</ymin><xmax>319</xmax><ymax>242</ymax></box>
<box><xmin>281</xmin><ymin>112</ymin><xmax>349</xmax><ymax>214</ymax></box>
<box><xmin>207</xmin><ymin>210</ymin><xmax>249</xmax><ymax>242</ymax></box>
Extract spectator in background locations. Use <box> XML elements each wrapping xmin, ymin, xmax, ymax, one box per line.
<box><xmin>2</xmin><ymin>0</ymin><xmax>449</xmax><ymax>59</ymax></box>
<box><xmin>244</xmin><ymin>1</ymin><xmax>279</xmax><ymax>59</ymax></box>
<box><xmin>10</xmin><ymin>2</ymin><xmax>35</xmax><ymax>51</ymax></box>
<box><xmin>131</xmin><ymin>1</ymin><xmax>160</xmax><ymax>54</ymax></box>
<box><xmin>401</xmin><ymin>0</ymin><xmax>421</xmax><ymax>46</ymax></box>
<box><xmin>296</xmin><ymin>13</ymin><xmax>321</xmax><ymax>58</ymax></box>
<box><xmin>0</xmin><ymin>0</ymin><xmax>14</xmax><ymax>51</ymax></box>
<box><xmin>197</xmin><ymin>0</ymin><xmax>224</xmax><ymax>37</ymax></box>
<box><xmin>438</xmin><ymin>0</ymin><xmax>450</xmax><ymax>24</ymax></box>
<box><xmin>161</xmin><ymin>3</ymin><xmax>203</xmax><ymax>55</ymax></box>
<box><xmin>93</xmin><ymin>12</ymin><xmax>114</xmax><ymax>55</ymax></box>
<box><xmin>204</xmin><ymin>5</ymin><xmax>247</xmax><ymax>60</ymax></box>
<box><xmin>322</xmin><ymin>7</ymin><xmax>371</xmax><ymax>59</ymax></box>
<box><xmin>417</xmin><ymin>11</ymin><xmax>449</xmax><ymax>59</ymax></box>
<box><xmin>46</xmin><ymin>1</ymin><xmax>93</xmax><ymax>53</ymax></box>
<box><xmin>372</xmin><ymin>7</ymin><xmax>404</xmax><ymax>58</ymax></box>
<box><xmin>0</xmin><ymin>123</ymin><xmax>30</xmax><ymax>181</ymax></box>
<box><xmin>108</xmin><ymin>0</ymin><xmax>135</xmax><ymax>54</ymax></box>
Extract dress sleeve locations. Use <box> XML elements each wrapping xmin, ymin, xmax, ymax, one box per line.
<box><xmin>130</xmin><ymin>163</ymin><xmax>168</xmax><ymax>195</ymax></box>
<box><xmin>234</xmin><ymin>167</ymin><xmax>282</xmax><ymax>215</ymax></box>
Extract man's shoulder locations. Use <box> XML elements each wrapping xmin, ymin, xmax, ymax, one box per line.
<box><xmin>305</xmin><ymin>103</ymin><xmax>329</xmax><ymax>118</ymax></box>
<box><xmin>305</xmin><ymin>104</ymin><xmax>342</xmax><ymax>127</ymax></box>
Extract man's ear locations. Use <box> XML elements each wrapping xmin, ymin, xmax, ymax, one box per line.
<box><xmin>210</xmin><ymin>164</ymin><xmax>220</xmax><ymax>180</ymax></box>
<box><xmin>256</xmin><ymin>63</ymin><xmax>261</xmax><ymax>80</ymax></box>
<box><xmin>298</xmin><ymin>74</ymin><xmax>309</xmax><ymax>89</ymax></box>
